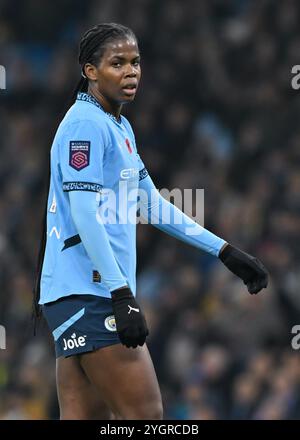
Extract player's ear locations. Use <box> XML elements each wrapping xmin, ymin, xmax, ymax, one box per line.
<box><xmin>84</xmin><ymin>63</ymin><xmax>98</xmax><ymax>81</ymax></box>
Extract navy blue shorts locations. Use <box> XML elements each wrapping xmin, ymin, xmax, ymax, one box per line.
<box><xmin>42</xmin><ymin>294</ymin><xmax>121</xmax><ymax>358</ymax></box>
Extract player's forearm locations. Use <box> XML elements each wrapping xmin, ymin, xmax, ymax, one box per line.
<box><xmin>155</xmin><ymin>199</ymin><xmax>226</xmax><ymax>256</ymax></box>
<box><xmin>139</xmin><ymin>175</ymin><xmax>226</xmax><ymax>256</ymax></box>
<box><xmin>69</xmin><ymin>191</ymin><xmax>127</xmax><ymax>291</ymax></box>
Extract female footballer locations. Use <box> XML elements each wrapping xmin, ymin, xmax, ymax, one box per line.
<box><xmin>34</xmin><ymin>23</ymin><xmax>268</xmax><ymax>420</ymax></box>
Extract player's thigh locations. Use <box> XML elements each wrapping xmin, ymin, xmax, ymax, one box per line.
<box><xmin>79</xmin><ymin>343</ymin><xmax>163</xmax><ymax>420</ymax></box>
<box><xmin>56</xmin><ymin>355</ymin><xmax>113</xmax><ymax>420</ymax></box>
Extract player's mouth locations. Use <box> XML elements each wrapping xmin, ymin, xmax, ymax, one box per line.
<box><xmin>122</xmin><ymin>82</ymin><xmax>138</xmax><ymax>96</ymax></box>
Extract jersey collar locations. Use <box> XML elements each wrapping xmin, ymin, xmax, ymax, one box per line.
<box><xmin>77</xmin><ymin>92</ymin><xmax>122</xmax><ymax>125</ymax></box>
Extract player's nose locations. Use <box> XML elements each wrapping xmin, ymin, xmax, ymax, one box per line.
<box><xmin>124</xmin><ymin>64</ymin><xmax>137</xmax><ymax>77</ymax></box>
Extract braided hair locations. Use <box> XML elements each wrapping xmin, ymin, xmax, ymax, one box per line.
<box><xmin>75</xmin><ymin>23</ymin><xmax>137</xmax><ymax>95</ymax></box>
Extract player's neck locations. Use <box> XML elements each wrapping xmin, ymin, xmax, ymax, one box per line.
<box><xmin>88</xmin><ymin>88</ymin><xmax>122</xmax><ymax>120</ymax></box>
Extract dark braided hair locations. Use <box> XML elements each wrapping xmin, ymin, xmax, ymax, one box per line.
<box><xmin>75</xmin><ymin>23</ymin><xmax>137</xmax><ymax>96</ymax></box>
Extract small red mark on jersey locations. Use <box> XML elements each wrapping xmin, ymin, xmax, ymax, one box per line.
<box><xmin>125</xmin><ymin>138</ymin><xmax>132</xmax><ymax>154</ymax></box>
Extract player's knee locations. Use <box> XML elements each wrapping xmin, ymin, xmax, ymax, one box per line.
<box><xmin>60</xmin><ymin>411</ymin><xmax>84</xmax><ymax>420</ymax></box>
<box><xmin>60</xmin><ymin>408</ymin><xmax>113</xmax><ymax>420</ymax></box>
<box><xmin>147</xmin><ymin>400</ymin><xmax>163</xmax><ymax>420</ymax></box>
<box><xmin>122</xmin><ymin>398</ymin><xmax>163</xmax><ymax>420</ymax></box>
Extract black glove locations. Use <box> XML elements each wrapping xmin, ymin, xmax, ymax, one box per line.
<box><xmin>219</xmin><ymin>244</ymin><xmax>268</xmax><ymax>294</ymax></box>
<box><xmin>111</xmin><ymin>287</ymin><xmax>149</xmax><ymax>348</ymax></box>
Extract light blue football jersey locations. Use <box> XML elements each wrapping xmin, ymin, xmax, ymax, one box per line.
<box><xmin>40</xmin><ymin>93</ymin><xmax>146</xmax><ymax>304</ymax></box>
<box><xmin>39</xmin><ymin>93</ymin><xmax>226</xmax><ymax>305</ymax></box>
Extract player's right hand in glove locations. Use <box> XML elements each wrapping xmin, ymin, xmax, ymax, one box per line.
<box><xmin>111</xmin><ymin>287</ymin><xmax>149</xmax><ymax>348</ymax></box>
<box><xmin>219</xmin><ymin>244</ymin><xmax>268</xmax><ymax>294</ymax></box>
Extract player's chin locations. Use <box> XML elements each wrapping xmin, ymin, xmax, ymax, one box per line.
<box><xmin>119</xmin><ymin>88</ymin><xmax>138</xmax><ymax>102</ymax></box>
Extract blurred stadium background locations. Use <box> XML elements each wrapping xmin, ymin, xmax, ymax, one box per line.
<box><xmin>1</xmin><ymin>0</ymin><xmax>300</xmax><ymax>420</ymax></box>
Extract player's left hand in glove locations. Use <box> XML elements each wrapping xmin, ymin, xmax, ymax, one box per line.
<box><xmin>219</xmin><ymin>244</ymin><xmax>268</xmax><ymax>294</ymax></box>
<box><xmin>111</xmin><ymin>287</ymin><xmax>149</xmax><ymax>348</ymax></box>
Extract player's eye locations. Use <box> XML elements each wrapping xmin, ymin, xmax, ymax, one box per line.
<box><xmin>112</xmin><ymin>61</ymin><xmax>122</xmax><ymax>68</ymax></box>
<box><xmin>132</xmin><ymin>59</ymin><xmax>140</xmax><ymax>66</ymax></box>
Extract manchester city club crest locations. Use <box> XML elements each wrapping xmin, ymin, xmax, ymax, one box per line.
<box><xmin>104</xmin><ymin>315</ymin><xmax>117</xmax><ymax>332</ymax></box>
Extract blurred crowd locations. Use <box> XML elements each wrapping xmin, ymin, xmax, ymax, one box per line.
<box><xmin>0</xmin><ymin>0</ymin><xmax>300</xmax><ymax>419</ymax></box>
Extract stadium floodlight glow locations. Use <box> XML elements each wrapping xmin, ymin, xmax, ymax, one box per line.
<box><xmin>0</xmin><ymin>65</ymin><xmax>6</xmax><ymax>89</ymax></box>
